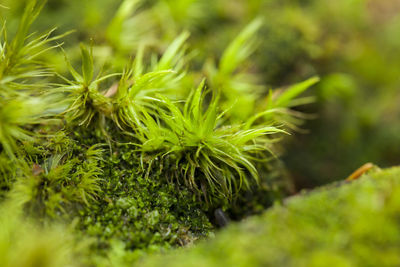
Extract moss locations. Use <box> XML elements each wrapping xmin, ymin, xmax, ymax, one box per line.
<box><xmin>68</xmin><ymin>128</ymin><xmax>214</xmax><ymax>263</ymax></box>
<box><xmin>1</xmin><ymin>122</ymin><xmax>214</xmax><ymax>262</ymax></box>
<box><xmin>78</xmin><ymin>159</ymin><xmax>214</xmax><ymax>259</ymax></box>
<box><xmin>139</xmin><ymin>166</ymin><xmax>400</xmax><ymax>267</ymax></box>
<box><xmin>5</xmin><ymin>1</ymin><xmax>400</xmax><ymax>265</ymax></box>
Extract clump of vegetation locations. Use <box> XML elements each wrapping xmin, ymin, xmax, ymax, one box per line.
<box><xmin>136</xmin><ymin>80</ymin><xmax>286</xmax><ymax>203</ymax></box>
<box><xmin>0</xmin><ymin>0</ymin><xmax>56</xmax><ymax>160</ymax></box>
<box><xmin>4</xmin><ymin>0</ymin><xmax>398</xmax><ymax>266</ymax></box>
<box><xmin>0</xmin><ymin>0</ymin><xmax>319</xmax><ymax>262</ymax></box>
<box><xmin>12</xmin><ymin>143</ymin><xmax>103</xmax><ymax>217</ymax></box>
<box><xmin>73</xmin><ymin>129</ymin><xmax>214</xmax><ymax>263</ymax></box>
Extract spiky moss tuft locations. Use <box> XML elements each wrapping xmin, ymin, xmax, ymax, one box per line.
<box><xmin>138</xmin><ymin>166</ymin><xmax>400</xmax><ymax>267</ymax></box>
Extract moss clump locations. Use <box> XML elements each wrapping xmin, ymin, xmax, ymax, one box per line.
<box><xmin>75</xmin><ymin>131</ymin><xmax>213</xmax><ymax>262</ymax></box>
<box><xmin>139</xmin><ymin>166</ymin><xmax>400</xmax><ymax>267</ymax></box>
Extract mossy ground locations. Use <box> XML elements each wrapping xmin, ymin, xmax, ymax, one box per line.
<box><xmin>0</xmin><ymin>1</ymin><xmax>299</xmax><ymax>262</ymax></box>
<box><xmin>138</xmin><ymin>166</ymin><xmax>400</xmax><ymax>267</ymax></box>
<box><xmin>61</xmin><ymin>127</ymin><xmax>216</xmax><ymax>261</ymax></box>
<box><xmin>1</xmin><ymin>1</ymin><xmax>399</xmax><ymax>266</ymax></box>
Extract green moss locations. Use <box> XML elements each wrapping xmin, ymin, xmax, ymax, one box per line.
<box><xmin>65</xmin><ymin>128</ymin><xmax>212</xmax><ymax>263</ymax></box>
<box><xmin>1</xmin><ymin>3</ymin><xmax>302</xmax><ymax>259</ymax></box>
<box><xmin>78</xmin><ymin>154</ymin><xmax>214</xmax><ymax>258</ymax></box>
<box><xmin>139</xmin><ymin>167</ymin><xmax>400</xmax><ymax>267</ymax></box>
<box><xmin>6</xmin><ymin>1</ymin><xmax>400</xmax><ymax>265</ymax></box>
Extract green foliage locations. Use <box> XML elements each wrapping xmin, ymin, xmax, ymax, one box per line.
<box><xmin>136</xmin><ymin>81</ymin><xmax>285</xmax><ymax>202</ymax></box>
<box><xmin>0</xmin><ymin>0</ymin><xmax>63</xmax><ymax>160</ymax></box>
<box><xmin>0</xmin><ymin>0</ymin><xmax>45</xmax><ymax>84</ymax></box>
<box><xmin>139</xmin><ymin>166</ymin><xmax>400</xmax><ymax>267</ymax></box>
<box><xmin>112</xmin><ymin>32</ymin><xmax>189</xmax><ymax>130</ymax></box>
<box><xmin>1</xmin><ymin>0</ymin><xmax>400</xmax><ymax>266</ymax></box>
<box><xmin>60</xmin><ymin>44</ymin><xmax>116</xmax><ymax>128</ymax></box>
<box><xmin>51</xmin><ymin>11</ymin><xmax>311</xmax><ymax>205</ymax></box>
<box><xmin>0</xmin><ymin>0</ymin><xmax>318</xmax><ymax>211</ymax></box>
<box><xmin>0</xmin><ymin>97</ymin><xmax>50</xmax><ymax>159</ymax></box>
<box><xmin>258</xmin><ymin>76</ymin><xmax>320</xmax><ymax>130</ymax></box>
<box><xmin>12</xmin><ymin>143</ymin><xmax>103</xmax><ymax>217</ymax></box>
<box><xmin>0</xmin><ymin>0</ymin><xmax>322</xmax><ymax>264</ymax></box>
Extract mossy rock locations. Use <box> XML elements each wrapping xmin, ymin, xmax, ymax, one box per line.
<box><xmin>137</xmin><ymin>166</ymin><xmax>400</xmax><ymax>267</ymax></box>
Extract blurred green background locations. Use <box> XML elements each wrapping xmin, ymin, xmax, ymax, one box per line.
<box><xmin>1</xmin><ymin>0</ymin><xmax>399</xmax><ymax>190</ymax></box>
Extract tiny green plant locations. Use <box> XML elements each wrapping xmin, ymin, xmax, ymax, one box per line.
<box><xmin>12</xmin><ymin>144</ymin><xmax>103</xmax><ymax>217</ymax></box>
<box><xmin>0</xmin><ymin>97</ymin><xmax>49</xmax><ymax>159</ymax></box>
<box><xmin>135</xmin><ymin>80</ymin><xmax>286</xmax><ymax>202</ymax></box>
<box><xmin>0</xmin><ymin>0</ymin><xmax>64</xmax><ymax>161</ymax></box>
<box><xmin>246</xmin><ymin>76</ymin><xmax>320</xmax><ymax>130</ymax></box>
<box><xmin>59</xmin><ymin>44</ymin><xmax>117</xmax><ymax>129</ymax></box>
